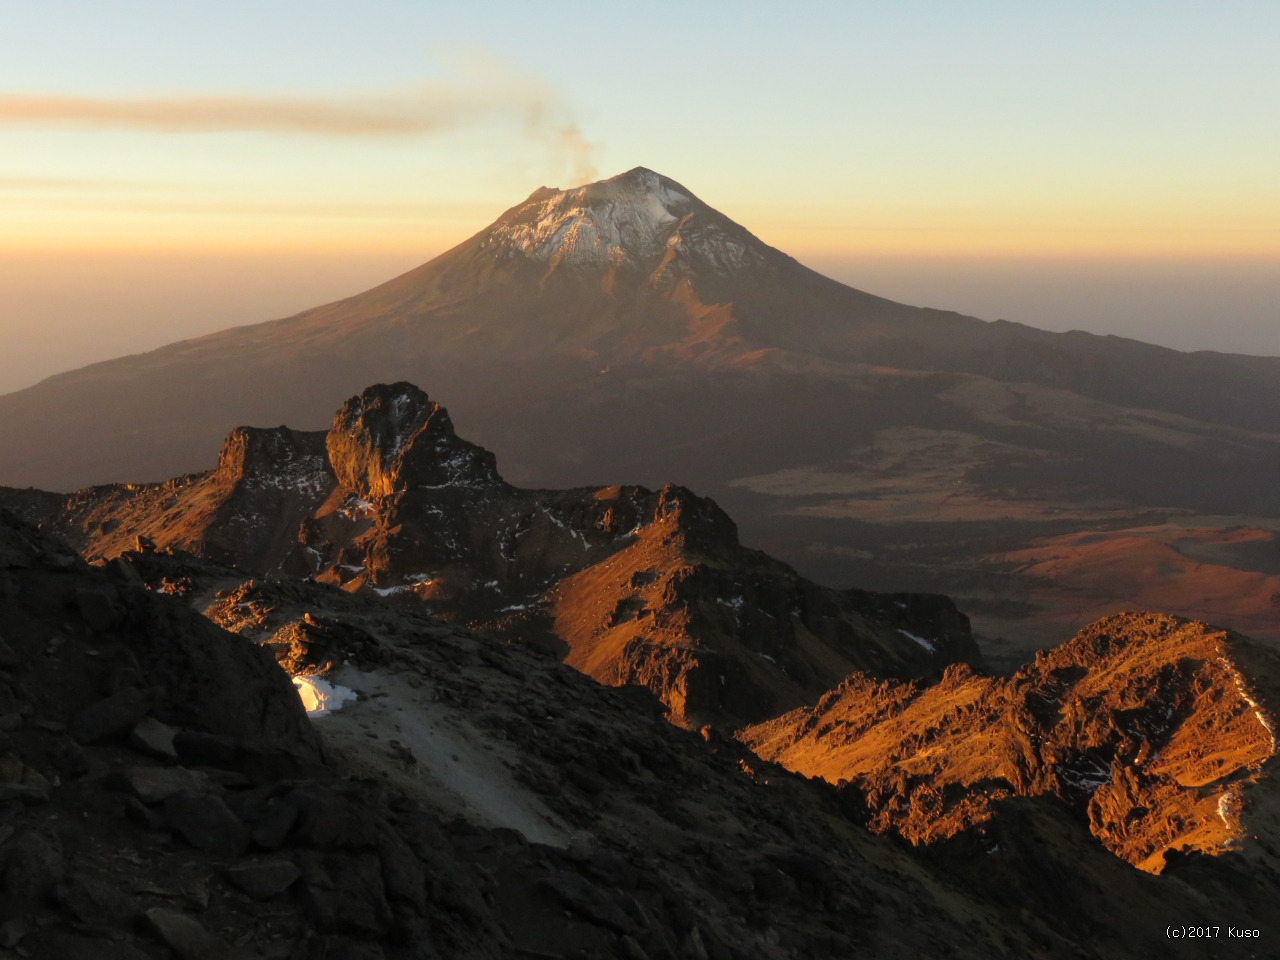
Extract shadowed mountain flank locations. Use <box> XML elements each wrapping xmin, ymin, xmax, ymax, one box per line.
<box><xmin>1</xmin><ymin>382</ymin><xmax>976</xmax><ymax>730</ymax></box>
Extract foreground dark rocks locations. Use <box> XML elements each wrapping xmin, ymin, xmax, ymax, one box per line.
<box><xmin>3</xmin><ymin>506</ymin><xmax>1280</xmax><ymax>958</ymax></box>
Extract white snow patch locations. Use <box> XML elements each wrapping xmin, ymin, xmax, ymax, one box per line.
<box><xmin>1217</xmin><ymin>655</ymin><xmax>1278</xmax><ymax>753</ymax></box>
<box><xmin>241</xmin><ymin>448</ymin><xmax>329</xmax><ymax>497</ymax></box>
<box><xmin>898</xmin><ymin>629</ymin><xmax>936</xmax><ymax>652</ymax></box>
<box><xmin>540</xmin><ymin>505</ymin><xmax>590</xmax><ymax>548</ymax></box>
<box><xmin>338</xmin><ymin>496</ymin><xmax>376</xmax><ymax>521</ymax></box>
<box><xmin>1218</xmin><ymin>791</ymin><xmax>1234</xmax><ymax>827</ymax></box>
<box><xmin>1057</xmin><ymin>758</ymin><xmax>1112</xmax><ymax>792</ymax></box>
<box><xmin>293</xmin><ymin>675</ymin><xmax>358</xmax><ymax>717</ymax></box>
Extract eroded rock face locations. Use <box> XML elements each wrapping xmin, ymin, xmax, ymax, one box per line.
<box><xmin>548</xmin><ymin>482</ymin><xmax>976</xmax><ymax>727</ymax></box>
<box><xmin>740</xmin><ymin>612</ymin><xmax>1278</xmax><ymax>873</ymax></box>
<box><xmin>215</xmin><ymin>426</ymin><xmax>331</xmax><ymax>495</ymax></box>
<box><xmin>326</xmin><ymin>382</ymin><xmax>502</xmax><ymax>500</ymax></box>
<box><xmin>12</xmin><ymin>382</ymin><xmax>976</xmax><ymax>729</ymax></box>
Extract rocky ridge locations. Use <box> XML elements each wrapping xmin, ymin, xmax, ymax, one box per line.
<box><xmin>0</xmin><ymin>383</ymin><xmax>976</xmax><ymax>731</ymax></box>
<box><xmin>9</xmin><ymin>507</ymin><xmax>1280</xmax><ymax>957</ymax></box>
<box><xmin>740</xmin><ymin>613</ymin><xmax>1280</xmax><ymax>873</ymax></box>
<box><xmin>6</xmin><ymin>382</ymin><xmax>1280</xmax><ymax>881</ymax></box>
<box><xmin>12</xmin><ymin>508</ymin><xmax>1280</xmax><ymax>957</ymax></box>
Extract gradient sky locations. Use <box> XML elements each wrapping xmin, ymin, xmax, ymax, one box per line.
<box><xmin>1</xmin><ymin>1</ymin><xmax>1277</xmax><ymax>392</ymax></box>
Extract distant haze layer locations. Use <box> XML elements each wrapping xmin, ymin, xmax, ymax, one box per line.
<box><xmin>0</xmin><ymin>251</ymin><xmax>422</xmax><ymax>395</ymax></box>
<box><xmin>1</xmin><ymin>251</ymin><xmax>1277</xmax><ymax>396</ymax></box>
<box><xmin>810</xmin><ymin>255</ymin><xmax>1280</xmax><ymax>358</ymax></box>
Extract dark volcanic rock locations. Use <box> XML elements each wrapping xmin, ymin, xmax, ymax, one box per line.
<box><xmin>124</xmin><ymin>765</ymin><xmax>210</xmax><ymax>803</ymax></box>
<box><xmin>15</xmin><ymin>384</ymin><xmax>977</xmax><ymax>729</ymax></box>
<box><xmin>75</xmin><ymin>586</ymin><xmax>124</xmax><ymax>632</ymax></box>
<box><xmin>145</xmin><ymin>906</ymin><xmax>230</xmax><ymax>960</ymax></box>
<box><xmin>163</xmin><ymin>790</ymin><xmax>250</xmax><ymax>856</ymax></box>
<box><xmin>125</xmin><ymin>596</ymin><xmax>323</xmax><ymax>759</ymax></box>
<box><xmin>204</xmin><ymin>424</ymin><xmax>335</xmax><ymax>571</ymax></box>
<box><xmin>223</xmin><ymin>858</ymin><xmax>300</xmax><ymax>899</ymax></box>
<box><xmin>297</xmin><ymin>849</ymin><xmax>394</xmax><ymax>936</ymax></box>
<box><xmin>287</xmin><ymin>781</ymin><xmax>384</xmax><ymax>850</ymax></box>
<box><xmin>1</xmin><ymin>508</ymin><xmax>1280</xmax><ymax>958</ymax></box>
<box><xmin>327</xmin><ymin>381</ymin><xmax>503</xmax><ymax>498</ymax></box>
<box><xmin>129</xmin><ymin>715</ymin><xmax>179</xmax><ymax>759</ymax></box>
<box><xmin>249</xmin><ymin>797</ymin><xmax>300</xmax><ymax>850</ymax></box>
<box><xmin>70</xmin><ymin>687</ymin><xmax>152</xmax><ymax>744</ymax></box>
<box><xmin>56</xmin><ymin>872</ymin><xmax>143</xmax><ymax>928</ymax></box>
<box><xmin>0</xmin><ymin>829</ymin><xmax>63</xmax><ymax>915</ymax></box>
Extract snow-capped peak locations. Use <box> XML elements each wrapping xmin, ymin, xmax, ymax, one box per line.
<box><xmin>479</xmin><ymin>167</ymin><xmax>761</xmax><ymax>278</ymax></box>
<box><xmin>485</xmin><ymin>168</ymin><xmax>695</xmax><ymax>267</ymax></box>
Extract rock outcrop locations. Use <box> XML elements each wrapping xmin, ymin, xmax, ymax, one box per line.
<box><xmin>0</xmin><ymin>508</ymin><xmax>320</xmax><ymax>764</ymax></box>
<box><xmin>740</xmin><ymin>612</ymin><xmax>1279</xmax><ymax>873</ymax></box>
<box><xmin>326</xmin><ymin>382</ymin><xmax>503</xmax><ymax>499</ymax></box>
<box><xmin>4</xmin><ymin>382</ymin><xmax>976</xmax><ymax>729</ymax></box>
<box><xmin>11</xmin><ymin>507</ymin><xmax>1278</xmax><ymax>957</ymax></box>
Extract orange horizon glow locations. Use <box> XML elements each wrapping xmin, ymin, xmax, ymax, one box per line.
<box><xmin>3</xmin><ymin>198</ymin><xmax>1277</xmax><ymax>261</ymax></box>
<box><xmin>2</xmin><ymin>167</ymin><xmax>1275</xmax><ymax>260</ymax></box>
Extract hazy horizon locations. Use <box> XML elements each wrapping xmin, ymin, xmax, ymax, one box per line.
<box><xmin>2</xmin><ymin>246</ymin><xmax>1276</xmax><ymax>396</ymax></box>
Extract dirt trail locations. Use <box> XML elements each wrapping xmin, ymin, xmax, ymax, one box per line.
<box><xmin>312</xmin><ymin>665</ymin><xmax>571</xmax><ymax>847</ymax></box>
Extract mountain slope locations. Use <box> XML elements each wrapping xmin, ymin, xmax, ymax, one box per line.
<box><xmin>5</xmin><ymin>167</ymin><xmax>1280</xmax><ymax>653</ymax></box>
<box><xmin>7</xmin><ymin>380</ymin><xmax>1280</xmax><ymax>888</ymax></box>
<box><xmin>9</xmin><ymin>509</ymin><xmax>1280</xmax><ymax>958</ymax></box>
<box><xmin>1</xmin><ymin>381</ymin><xmax>977</xmax><ymax>729</ymax></box>
<box><xmin>5</xmin><ymin>167</ymin><xmax>1280</xmax><ymax>491</ymax></box>
<box><xmin>740</xmin><ymin>612</ymin><xmax>1280</xmax><ymax>874</ymax></box>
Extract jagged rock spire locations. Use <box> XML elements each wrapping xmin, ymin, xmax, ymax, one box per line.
<box><xmin>326</xmin><ymin>382</ymin><xmax>502</xmax><ymax>499</ymax></box>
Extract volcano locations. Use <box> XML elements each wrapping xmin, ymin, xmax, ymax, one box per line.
<box><xmin>4</xmin><ymin>167</ymin><xmax>1280</xmax><ymax>650</ymax></box>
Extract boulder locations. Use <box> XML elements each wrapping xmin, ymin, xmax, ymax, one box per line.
<box><xmin>129</xmin><ymin>716</ymin><xmax>179</xmax><ymax>759</ymax></box>
<box><xmin>55</xmin><ymin>872</ymin><xmax>143</xmax><ymax>928</ymax></box>
<box><xmin>125</xmin><ymin>765</ymin><xmax>210</xmax><ymax>804</ymax></box>
<box><xmin>70</xmin><ymin>687</ymin><xmax>151</xmax><ymax>744</ymax></box>
<box><xmin>0</xmin><ymin>830</ymin><xmax>63</xmax><ymax>915</ymax></box>
<box><xmin>163</xmin><ymin>791</ymin><xmax>250</xmax><ymax>856</ymax></box>
<box><xmin>145</xmin><ymin>907</ymin><xmax>232</xmax><ymax>960</ymax></box>
<box><xmin>223</xmin><ymin>859</ymin><xmax>301</xmax><ymax>899</ymax></box>
<box><xmin>296</xmin><ymin>850</ymin><xmax>393</xmax><ymax>936</ymax></box>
